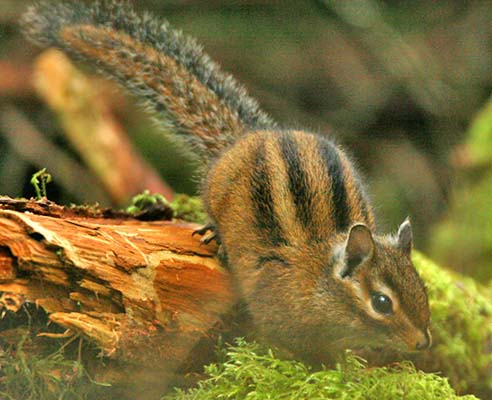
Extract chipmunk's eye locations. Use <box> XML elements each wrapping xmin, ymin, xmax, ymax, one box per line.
<box><xmin>371</xmin><ymin>293</ymin><xmax>393</xmax><ymax>315</ymax></box>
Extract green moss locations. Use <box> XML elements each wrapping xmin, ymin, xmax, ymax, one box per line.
<box><xmin>165</xmin><ymin>339</ymin><xmax>477</xmax><ymax>400</ymax></box>
<box><xmin>126</xmin><ymin>191</ymin><xmax>206</xmax><ymax>224</ymax></box>
<box><xmin>170</xmin><ymin>194</ymin><xmax>207</xmax><ymax>224</ymax></box>
<box><xmin>125</xmin><ymin>189</ymin><xmax>169</xmax><ymax>214</ymax></box>
<box><xmin>413</xmin><ymin>251</ymin><xmax>492</xmax><ymax>393</ymax></box>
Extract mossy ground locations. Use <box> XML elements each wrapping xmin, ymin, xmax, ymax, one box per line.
<box><xmin>413</xmin><ymin>252</ymin><xmax>492</xmax><ymax>394</ymax></box>
<box><xmin>165</xmin><ymin>339</ymin><xmax>478</xmax><ymax>400</ymax></box>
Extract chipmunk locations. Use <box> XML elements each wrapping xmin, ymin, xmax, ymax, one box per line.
<box><xmin>22</xmin><ymin>0</ymin><xmax>431</xmax><ymax>361</ymax></box>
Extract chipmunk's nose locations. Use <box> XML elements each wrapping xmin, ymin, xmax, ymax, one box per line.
<box><xmin>415</xmin><ymin>328</ymin><xmax>432</xmax><ymax>350</ymax></box>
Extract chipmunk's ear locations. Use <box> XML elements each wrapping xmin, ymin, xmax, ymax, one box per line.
<box><xmin>397</xmin><ymin>218</ymin><xmax>413</xmax><ymax>256</ymax></box>
<box><xmin>342</xmin><ymin>224</ymin><xmax>374</xmax><ymax>277</ymax></box>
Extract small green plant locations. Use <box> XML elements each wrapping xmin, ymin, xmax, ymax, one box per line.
<box><xmin>30</xmin><ymin>168</ymin><xmax>52</xmax><ymax>200</ymax></box>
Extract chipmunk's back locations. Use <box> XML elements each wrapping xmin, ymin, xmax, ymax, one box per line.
<box><xmin>204</xmin><ymin>130</ymin><xmax>375</xmax><ymax>250</ymax></box>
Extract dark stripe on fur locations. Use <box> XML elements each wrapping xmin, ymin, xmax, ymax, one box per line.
<box><xmin>256</xmin><ymin>255</ymin><xmax>290</xmax><ymax>269</ymax></box>
<box><xmin>351</xmin><ymin>166</ymin><xmax>373</xmax><ymax>227</ymax></box>
<box><xmin>280</xmin><ymin>133</ymin><xmax>315</xmax><ymax>232</ymax></box>
<box><xmin>357</xmin><ymin>187</ymin><xmax>370</xmax><ymax>223</ymax></box>
<box><xmin>317</xmin><ymin>138</ymin><xmax>350</xmax><ymax>232</ymax></box>
<box><xmin>382</xmin><ymin>272</ymin><xmax>397</xmax><ymax>292</ymax></box>
<box><xmin>250</xmin><ymin>141</ymin><xmax>287</xmax><ymax>246</ymax></box>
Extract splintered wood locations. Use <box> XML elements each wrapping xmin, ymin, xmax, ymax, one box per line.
<box><xmin>0</xmin><ymin>197</ymin><xmax>235</xmax><ymax>391</ymax></box>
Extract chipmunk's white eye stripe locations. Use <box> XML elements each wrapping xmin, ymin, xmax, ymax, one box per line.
<box><xmin>362</xmin><ymin>281</ymin><xmax>400</xmax><ymax>320</ymax></box>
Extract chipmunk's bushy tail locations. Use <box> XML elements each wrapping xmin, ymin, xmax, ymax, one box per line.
<box><xmin>21</xmin><ymin>0</ymin><xmax>276</xmax><ymax>163</ymax></box>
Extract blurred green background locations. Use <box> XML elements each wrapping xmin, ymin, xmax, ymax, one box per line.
<box><xmin>0</xmin><ymin>0</ymin><xmax>491</xmax><ymax>280</ymax></box>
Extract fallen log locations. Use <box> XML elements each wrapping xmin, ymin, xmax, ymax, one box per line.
<box><xmin>0</xmin><ymin>196</ymin><xmax>235</xmax><ymax>399</ymax></box>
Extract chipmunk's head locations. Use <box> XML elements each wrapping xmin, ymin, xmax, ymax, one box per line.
<box><xmin>331</xmin><ymin>219</ymin><xmax>431</xmax><ymax>353</ymax></box>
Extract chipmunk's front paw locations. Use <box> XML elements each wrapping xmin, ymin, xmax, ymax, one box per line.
<box><xmin>192</xmin><ymin>223</ymin><xmax>220</xmax><ymax>244</ymax></box>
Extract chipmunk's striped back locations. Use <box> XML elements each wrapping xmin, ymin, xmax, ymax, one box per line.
<box><xmin>204</xmin><ymin>130</ymin><xmax>375</xmax><ymax>249</ymax></box>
